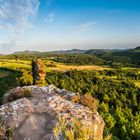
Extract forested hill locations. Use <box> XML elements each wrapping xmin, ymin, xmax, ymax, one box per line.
<box><xmin>134</xmin><ymin>46</ymin><xmax>140</xmax><ymax>51</ymax></box>
<box><xmin>0</xmin><ymin>46</ymin><xmax>140</xmax><ymax>67</ymax></box>
<box><xmin>2</xmin><ymin>46</ymin><xmax>140</xmax><ymax>55</ymax></box>
<box><xmin>98</xmin><ymin>47</ymin><xmax>140</xmax><ymax>66</ymax></box>
<box><xmin>13</xmin><ymin>49</ymin><xmax>86</xmax><ymax>55</ymax></box>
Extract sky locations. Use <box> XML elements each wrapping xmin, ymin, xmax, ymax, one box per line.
<box><xmin>0</xmin><ymin>0</ymin><xmax>140</xmax><ymax>53</ymax></box>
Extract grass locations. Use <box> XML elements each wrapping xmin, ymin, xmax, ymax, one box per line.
<box><xmin>98</xmin><ymin>76</ymin><xmax>118</xmax><ymax>79</ymax></box>
<box><xmin>0</xmin><ymin>70</ymin><xmax>10</xmax><ymax>78</ymax></box>
<box><xmin>45</xmin><ymin>60</ymin><xmax>110</xmax><ymax>72</ymax></box>
<box><xmin>134</xmin><ymin>81</ymin><xmax>140</xmax><ymax>88</ymax></box>
<box><xmin>0</xmin><ymin>59</ymin><xmax>109</xmax><ymax>72</ymax></box>
<box><xmin>53</xmin><ymin>116</ymin><xmax>97</xmax><ymax>140</ymax></box>
<box><xmin>122</xmin><ymin>67</ymin><xmax>140</xmax><ymax>72</ymax></box>
<box><xmin>48</xmin><ymin>64</ymin><xmax>109</xmax><ymax>72</ymax></box>
<box><xmin>1</xmin><ymin>59</ymin><xmax>139</xmax><ymax>86</ymax></box>
<box><xmin>0</xmin><ymin>59</ymin><xmax>31</xmax><ymax>71</ymax></box>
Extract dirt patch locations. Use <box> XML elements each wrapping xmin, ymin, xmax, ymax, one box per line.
<box><xmin>0</xmin><ymin>70</ymin><xmax>10</xmax><ymax>78</ymax></box>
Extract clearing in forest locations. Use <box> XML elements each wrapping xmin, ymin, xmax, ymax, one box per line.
<box><xmin>0</xmin><ymin>70</ymin><xmax>10</xmax><ymax>78</ymax></box>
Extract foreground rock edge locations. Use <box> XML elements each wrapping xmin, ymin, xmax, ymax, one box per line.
<box><xmin>0</xmin><ymin>85</ymin><xmax>105</xmax><ymax>140</ymax></box>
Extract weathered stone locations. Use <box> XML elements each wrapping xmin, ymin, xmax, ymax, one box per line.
<box><xmin>0</xmin><ymin>85</ymin><xmax>105</xmax><ymax>140</ymax></box>
<box><xmin>32</xmin><ymin>58</ymin><xmax>46</xmax><ymax>85</ymax></box>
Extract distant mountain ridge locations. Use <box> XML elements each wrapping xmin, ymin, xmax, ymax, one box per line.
<box><xmin>14</xmin><ymin>50</ymin><xmax>41</xmax><ymax>54</ymax></box>
<box><xmin>48</xmin><ymin>49</ymin><xmax>86</xmax><ymax>54</ymax></box>
<box><xmin>13</xmin><ymin>46</ymin><xmax>140</xmax><ymax>55</ymax></box>
<box><xmin>13</xmin><ymin>49</ymin><xmax>86</xmax><ymax>55</ymax></box>
<box><xmin>13</xmin><ymin>49</ymin><xmax>116</xmax><ymax>55</ymax></box>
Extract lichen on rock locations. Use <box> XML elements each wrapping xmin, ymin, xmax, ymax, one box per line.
<box><xmin>32</xmin><ymin>58</ymin><xmax>46</xmax><ymax>86</ymax></box>
<box><xmin>0</xmin><ymin>85</ymin><xmax>104</xmax><ymax>140</ymax></box>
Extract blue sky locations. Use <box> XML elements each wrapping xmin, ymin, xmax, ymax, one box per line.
<box><xmin>0</xmin><ymin>0</ymin><xmax>140</xmax><ymax>53</ymax></box>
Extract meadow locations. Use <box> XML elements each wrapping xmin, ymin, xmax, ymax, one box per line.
<box><xmin>0</xmin><ymin>59</ymin><xmax>139</xmax><ymax>88</ymax></box>
<box><xmin>0</xmin><ymin>59</ymin><xmax>109</xmax><ymax>72</ymax></box>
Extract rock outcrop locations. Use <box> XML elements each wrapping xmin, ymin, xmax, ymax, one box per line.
<box><xmin>0</xmin><ymin>85</ymin><xmax>104</xmax><ymax>140</ymax></box>
<box><xmin>31</xmin><ymin>58</ymin><xmax>46</xmax><ymax>85</ymax></box>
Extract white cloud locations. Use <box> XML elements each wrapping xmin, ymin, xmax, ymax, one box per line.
<box><xmin>0</xmin><ymin>41</ymin><xmax>15</xmax><ymax>54</ymax></box>
<box><xmin>0</xmin><ymin>0</ymin><xmax>40</xmax><ymax>30</ymax></box>
<box><xmin>45</xmin><ymin>13</ymin><xmax>56</xmax><ymax>23</ymax></box>
<box><xmin>69</xmin><ymin>22</ymin><xmax>96</xmax><ymax>32</ymax></box>
<box><xmin>0</xmin><ymin>0</ymin><xmax>40</xmax><ymax>46</ymax></box>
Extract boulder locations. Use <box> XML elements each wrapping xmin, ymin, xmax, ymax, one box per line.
<box><xmin>0</xmin><ymin>85</ymin><xmax>104</xmax><ymax>140</ymax></box>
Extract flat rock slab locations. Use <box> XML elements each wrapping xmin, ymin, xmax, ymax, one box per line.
<box><xmin>14</xmin><ymin>113</ymin><xmax>56</xmax><ymax>140</ymax></box>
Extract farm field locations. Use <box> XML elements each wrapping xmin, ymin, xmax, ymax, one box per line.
<box><xmin>0</xmin><ymin>59</ymin><xmax>109</xmax><ymax>72</ymax></box>
<box><xmin>48</xmin><ymin>63</ymin><xmax>109</xmax><ymax>71</ymax></box>
<box><xmin>1</xmin><ymin>59</ymin><xmax>139</xmax><ymax>90</ymax></box>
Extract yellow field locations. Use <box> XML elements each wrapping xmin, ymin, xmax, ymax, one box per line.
<box><xmin>0</xmin><ymin>59</ymin><xmax>140</xmax><ymax>89</ymax></box>
<box><xmin>48</xmin><ymin>64</ymin><xmax>109</xmax><ymax>72</ymax></box>
<box><xmin>0</xmin><ymin>59</ymin><xmax>109</xmax><ymax>72</ymax></box>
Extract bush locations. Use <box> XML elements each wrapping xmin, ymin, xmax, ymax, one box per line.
<box><xmin>0</xmin><ymin>119</ymin><xmax>6</xmax><ymax>139</ymax></box>
<box><xmin>53</xmin><ymin>116</ymin><xmax>95</xmax><ymax>140</ymax></box>
<box><xmin>7</xmin><ymin>87</ymin><xmax>31</xmax><ymax>102</ymax></box>
<box><xmin>71</xmin><ymin>93</ymin><xmax>81</xmax><ymax>103</ymax></box>
<box><xmin>80</xmin><ymin>94</ymin><xmax>97</xmax><ymax>113</ymax></box>
<box><xmin>17</xmin><ymin>70</ymin><xmax>33</xmax><ymax>86</ymax></box>
<box><xmin>0</xmin><ymin>117</ymin><xmax>13</xmax><ymax>139</ymax></box>
<box><xmin>71</xmin><ymin>93</ymin><xmax>97</xmax><ymax>113</ymax></box>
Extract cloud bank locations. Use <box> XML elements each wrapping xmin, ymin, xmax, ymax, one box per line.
<box><xmin>0</xmin><ymin>0</ymin><xmax>40</xmax><ymax>52</ymax></box>
<box><xmin>0</xmin><ymin>0</ymin><xmax>40</xmax><ymax>30</ymax></box>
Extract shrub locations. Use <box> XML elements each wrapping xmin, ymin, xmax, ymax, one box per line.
<box><xmin>80</xmin><ymin>94</ymin><xmax>97</xmax><ymax>113</ymax></box>
<box><xmin>71</xmin><ymin>93</ymin><xmax>81</xmax><ymax>103</ymax></box>
<box><xmin>0</xmin><ymin>119</ymin><xmax>6</xmax><ymax>139</ymax></box>
<box><xmin>7</xmin><ymin>87</ymin><xmax>31</xmax><ymax>102</ymax></box>
<box><xmin>71</xmin><ymin>93</ymin><xmax>97</xmax><ymax>113</ymax></box>
<box><xmin>46</xmin><ymin>63</ymin><xmax>57</xmax><ymax>67</ymax></box>
<box><xmin>17</xmin><ymin>70</ymin><xmax>33</xmax><ymax>86</ymax></box>
<box><xmin>0</xmin><ymin>117</ymin><xmax>13</xmax><ymax>139</ymax></box>
<box><xmin>53</xmin><ymin>116</ymin><xmax>95</xmax><ymax>140</ymax></box>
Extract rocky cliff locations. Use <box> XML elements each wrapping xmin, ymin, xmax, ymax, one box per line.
<box><xmin>0</xmin><ymin>85</ymin><xmax>104</xmax><ymax>140</ymax></box>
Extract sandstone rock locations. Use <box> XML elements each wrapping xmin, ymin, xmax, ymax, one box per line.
<box><xmin>32</xmin><ymin>58</ymin><xmax>46</xmax><ymax>85</ymax></box>
<box><xmin>0</xmin><ymin>85</ymin><xmax>104</xmax><ymax>140</ymax></box>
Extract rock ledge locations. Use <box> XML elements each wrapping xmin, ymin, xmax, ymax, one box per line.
<box><xmin>0</xmin><ymin>85</ymin><xmax>104</xmax><ymax>140</ymax></box>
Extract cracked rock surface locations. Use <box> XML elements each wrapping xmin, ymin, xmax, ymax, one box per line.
<box><xmin>0</xmin><ymin>85</ymin><xmax>104</xmax><ymax>140</ymax></box>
